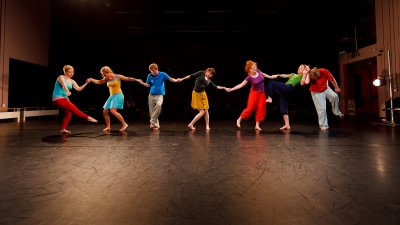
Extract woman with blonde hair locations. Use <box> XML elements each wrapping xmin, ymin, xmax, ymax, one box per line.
<box><xmin>265</xmin><ymin>64</ymin><xmax>310</xmax><ymax>130</ymax></box>
<box><xmin>52</xmin><ymin>65</ymin><xmax>98</xmax><ymax>135</ymax></box>
<box><xmin>228</xmin><ymin>60</ymin><xmax>275</xmax><ymax>130</ymax></box>
<box><xmin>88</xmin><ymin>66</ymin><xmax>142</xmax><ymax>132</ymax></box>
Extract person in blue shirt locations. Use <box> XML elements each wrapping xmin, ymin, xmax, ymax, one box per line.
<box><xmin>137</xmin><ymin>63</ymin><xmax>179</xmax><ymax>129</ymax></box>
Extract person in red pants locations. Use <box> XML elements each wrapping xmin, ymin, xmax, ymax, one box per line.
<box><xmin>52</xmin><ymin>65</ymin><xmax>97</xmax><ymax>135</ymax></box>
<box><xmin>228</xmin><ymin>60</ymin><xmax>275</xmax><ymax>130</ymax></box>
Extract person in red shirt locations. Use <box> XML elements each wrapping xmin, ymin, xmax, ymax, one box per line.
<box><xmin>301</xmin><ymin>67</ymin><xmax>343</xmax><ymax>130</ymax></box>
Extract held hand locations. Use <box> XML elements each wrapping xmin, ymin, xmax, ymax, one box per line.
<box><xmin>271</xmin><ymin>75</ymin><xmax>278</xmax><ymax>79</ymax></box>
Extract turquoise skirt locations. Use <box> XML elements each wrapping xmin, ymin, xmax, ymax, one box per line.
<box><xmin>103</xmin><ymin>93</ymin><xmax>124</xmax><ymax>109</ymax></box>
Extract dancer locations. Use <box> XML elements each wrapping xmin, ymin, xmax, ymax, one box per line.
<box><xmin>136</xmin><ymin>63</ymin><xmax>180</xmax><ymax>130</ymax></box>
<box><xmin>265</xmin><ymin>64</ymin><xmax>310</xmax><ymax>130</ymax></box>
<box><xmin>178</xmin><ymin>68</ymin><xmax>229</xmax><ymax>130</ymax></box>
<box><xmin>88</xmin><ymin>66</ymin><xmax>141</xmax><ymax>132</ymax></box>
<box><xmin>228</xmin><ymin>60</ymin><xmax>275</xmax><ymax>130</ymax></box>
<box><xmin>300</xmin><ymin>67</ymin><xmax>343</xmax><ymax>130</ymax></box>
<box><xmin>52</xmin><ymin>65</ymin><xmax>98</xmax><ymax>135</ymax></box>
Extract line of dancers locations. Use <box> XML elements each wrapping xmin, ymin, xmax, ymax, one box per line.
<box><xmin>52</xmin><ymin>61</ymin><xmax>343</xmax><ymax>135</ymax></box>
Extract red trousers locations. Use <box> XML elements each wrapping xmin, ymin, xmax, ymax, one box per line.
<box><xmin>53</xmin><ymin>98</ymin><xmax>88</xmax><ymax>130</ymax></box>
<box><xmin>240</xmin><ymin>89</ymin><xmax>266</xmax><ymax>122</ymax></box>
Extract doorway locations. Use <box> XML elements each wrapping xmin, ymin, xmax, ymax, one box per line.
<box><xmin>345</xmin><ymin>58</ymin><xmax>379</xmax><ymax>118</ymax></box>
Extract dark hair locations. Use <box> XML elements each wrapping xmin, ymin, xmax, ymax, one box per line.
<box><xmin>206</xmin><ymin>68</ymin><xmax>216</xmax><ymax>76</ymax></box>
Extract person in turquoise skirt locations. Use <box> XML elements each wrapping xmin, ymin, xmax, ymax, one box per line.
<box><xmin>88</xmin><ymin>66</ymin><xmax>142</xmax><ymax>132</ymax></box>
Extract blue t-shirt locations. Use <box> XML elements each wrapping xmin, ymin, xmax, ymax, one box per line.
<box><xmin>146</xmin><ymin>72</ymin><xmax>171</xmax><ymax>95</ymax></box>
<box><xmin>52</xmin><ymin>76</ymin><xmax>72</xmax><ymax>100</ymax></box>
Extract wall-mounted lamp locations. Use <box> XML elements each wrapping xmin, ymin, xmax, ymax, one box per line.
<box><xmin>373</xmin><ymin>77</ymin><xmax>386</xmax><ymax>86</ymax></box>
<box><xmin>374</xmin><ymin>49</ymin><xmax>398</xmax><ymax>126</ymax></box>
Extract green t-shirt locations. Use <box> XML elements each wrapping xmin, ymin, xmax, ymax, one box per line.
<box><xmin>285</xmin><ymin>73</ymin><xmax>302</xmax><ymax>87</ymax></box>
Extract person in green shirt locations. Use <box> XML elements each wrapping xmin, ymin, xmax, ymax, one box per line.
<box><xmin>266</xmin><ymin>64</ymin><xmax>310</xmax><ymax>130</ymax></box>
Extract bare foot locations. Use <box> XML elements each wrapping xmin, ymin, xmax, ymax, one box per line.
<box><xmin>119</xmin><ymin>123</ymin><xmax>128</xmax><ymax>132</ymax></box>
<box><xmin>60</xmin><ymin>129</ymin><xmax>71</xmax><ymax>135</ymax></box>
<box><xmin>188</xmin><ymin>124</ymin><xmax>195</xmax><ymax>130</ymax></box>
<box><xmin>320</xmin><ymin>127</ymin><xmax>329</xmax><ymax>131</ymax></box>
<box><xmin>255</xmin><ymin>126</ymin><xmax>262</xmax><ymax>131</ymax></box>
<box><xmin>103</xmin><ymin>127</ymin><xmax>111</xmax><ymax>132</ymax></box>
<box><xmin>236</xmin><ymin>118</ymin><xmax>241</xmax><ymax>128</ymax></box>
<box><xmin>150</xmin><ymin>123</ymin><xmax>160</xmax><ymax>129</ymax></box>
<box><xmin>280</xmin><ymin>125</ymin><xmax>291</xmax><ymax>130</ymax></box>
<box><xmin>87</xmin><ymin>116</ymin><xmax>98</xmax><ymax>123</ymax></box>
<box><xmin>266</xmin><ymin>97</ymin><xmax>272</xmax><ymax>103</ymax></box>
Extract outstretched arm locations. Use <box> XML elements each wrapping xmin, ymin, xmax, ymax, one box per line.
<box><xmin>119</xmin><ymin>75</ymin><xmax>141</xmax><ymax>82</ymax></box>
<box><xmin>216</xmin><ymin>85</ymin><xmax>230</xmax><ymax>92</ymax></box>
<box><xmin>261</xmin><ymin>72</ymin><xmax>277</xmax><ymax>79</ymax></box>
<box><xmin>72</xmin><ymin>79</ymin><xmax>90</xmax><ymax>92</ymax></box>
<box><xmin>274</xmin><ymin>74</ymin><xmax>291</xmax><ymax>79</ymax></box>
<box><xmin>136</xmin><ymin>79</ymin><xmax>150</xmax><ymax>87</ymax></box>
<box><xmin>228</xmin><ymin>80</ymin><xmax>248</xmax><ymax>92</ymax></box>
<box><xmin>168</xmin><ymin>77</ymin><xmax>179</xmax><ymax>83</ymax></box>
<box><xmin>178</xmin><ymin>75</ymin><xmax>191</xmax><ymax>82</ymax></box>
<box><xmin>87</xmin><ymin>77</ymin><xmax>107</xmax><ymax>85</ymax></box>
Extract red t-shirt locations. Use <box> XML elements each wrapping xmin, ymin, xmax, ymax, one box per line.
<box><xmin>309</xmin><ymin>68</ymin><xmax>334</xmax><ymax>92</ymax></box>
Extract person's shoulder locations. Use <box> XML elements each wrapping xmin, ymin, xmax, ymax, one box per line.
<box><xmin>192</xmin><ymin>71</ymin><xmax>203</xmax><ymax>76</ymax></box>
<box><xmin>319</xmin><ymin>68</ymin><xmax>329</xmax><ymax>72</ymax></box>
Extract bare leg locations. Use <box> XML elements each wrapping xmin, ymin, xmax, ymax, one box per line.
<box><xmin>280</xmin><ymin>114</ymin><xmax>291</xmax><ymax>130</ymax></box>
<box><xmin>255</xmin><ymin>121</ymin><xmax>262</xmax><ymax>130</ymax></box>
<box><xmin>188</xmin><ymin>110</ymin><xmax>205</xmax><ymax>130</ymax></box>
<box><xmin>103</xmin><ymin>109</ymin><xmax>111</xmax><ymax>132</ymax></box>
<box><xmin>204</xmin><ymin>110</ymin><xmax>210</xmax><ymax>130</ymax></box>
<box><xmin>236</xmin><ymin>117</ymin><xmax>241</xmax><ymax>128</ymax></box>
<box><xmin>110</xmin><ymin>108</ymin><xmax>128</xmax><ymax>131</ymax></box>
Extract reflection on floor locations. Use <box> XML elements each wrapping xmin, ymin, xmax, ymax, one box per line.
<box><xmin>0</xmin><ymin>117</ymin><xmax>399</xmax><ymax>225</ymax></box>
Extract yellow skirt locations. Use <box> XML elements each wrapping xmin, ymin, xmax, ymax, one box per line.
<box><xmin>191</xmin><ymin>91</ymin><xmax>209</xmax><ymax>110</ymax></box>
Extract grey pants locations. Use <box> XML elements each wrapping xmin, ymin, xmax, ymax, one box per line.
<box><xmin>311</xmin><ymin>87</ymin><xmax>341</xmax><ymax>129</ymax></box>
<box><xmin>148</xmin><ymin>94</ymin><xmax>163</xmax><ymax>127</ymax></box>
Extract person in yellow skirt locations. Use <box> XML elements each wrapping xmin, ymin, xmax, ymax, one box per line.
<box><xmin>178</xmin><ymin>68</ymin><xmax>229</xmax><ymax>130</ymax></box>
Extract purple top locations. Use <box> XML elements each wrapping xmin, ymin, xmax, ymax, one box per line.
<box><xmin>244</xmin><ymin>69</ymin><xmax>265</xmax><ymax>92</ymax></box>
